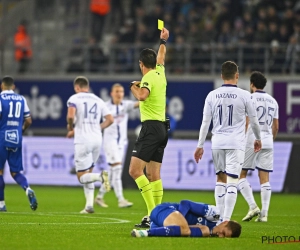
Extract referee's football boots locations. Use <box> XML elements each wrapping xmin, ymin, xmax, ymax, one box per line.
<box><xmin>134</xmin><ymin>215</ymin><xmax>150</xmax><ymax>228</ymax></box>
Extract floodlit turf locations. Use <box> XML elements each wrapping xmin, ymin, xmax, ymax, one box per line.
<box><xmin>0</xmin><ymin>185</ymin><xmax>300</xmax><ymax>250</ymax></box>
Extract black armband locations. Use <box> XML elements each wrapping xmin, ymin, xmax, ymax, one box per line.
<box><xmin>160</xmin><ymin>39</ymin><xmax>167</xmax><ymax>46</ymax></box>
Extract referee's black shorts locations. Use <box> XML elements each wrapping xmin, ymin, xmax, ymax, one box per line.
<box><xmin>132</xmin><ymin>120</ymin><xmax>168</xmax><ymax>163</ymax></box>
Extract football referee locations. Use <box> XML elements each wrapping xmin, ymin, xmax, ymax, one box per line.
<box><xmin>129</xmin><ymin>27</ymin><xmax>169</xmax><ymax>228</ymax></box>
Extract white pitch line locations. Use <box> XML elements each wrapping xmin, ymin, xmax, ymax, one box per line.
<box><xmin>3</xmin><ymin>221</ymin><xmax>130</xmax><ymax>225</ymax></box>
<box><xmin>1</xmin><ymin>217</ymin><xmax>130</xmax><ymax>224</ymax></box>
<box><xmin>4</xmin><ymin>211</ymin><xmax>141</xmax><ymax>215</ymax></box>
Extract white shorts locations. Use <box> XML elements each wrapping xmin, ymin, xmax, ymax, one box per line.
<box><xmin>243</xmin><ymin>148</ymin><xmax>273</xmax><ymax>172</ymax></box>
<box><xmin>212</xmin><ymin>149</ymin><xmax>245</xmax><ymax>178</ymax></box>
<box><xmin>103</xmin><ymin>142</ymin><xmax>124</xmax><ymax>165</ymax></box>
<box><xmin>74</xmin><ymin>141</ymin><xmax>101</xmax><ymax>172</ymax></box>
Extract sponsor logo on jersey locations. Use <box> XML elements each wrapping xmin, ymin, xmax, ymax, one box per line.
<box><xmin>5</xmin><ymin>129</ymin><xmax>19</xmax><ymax>144</ymax></box>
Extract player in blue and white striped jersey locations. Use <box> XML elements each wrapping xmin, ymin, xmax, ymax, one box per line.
<box><xmin>0</xmin><ymin>76</ymin><xmax>37</xmax><ymax>211</ymax></box>
<box><xmin>95</xmin><ymin>83</ymin><xmax>139</xmax><ymax>208</ymax></box>
<box><xmin>238</xmin><ymin>72</ymin><xmax>279</xmax><ymax>223</ymax></box>
<box><xmin>194</xmin><ymin>61</ymin><xmax>262</xmax><ymax>223</ymax></box>
<box><xmin>131</xmin><ymin>199</ymin><xmax>241</xmax><ymax>238</ymax></box>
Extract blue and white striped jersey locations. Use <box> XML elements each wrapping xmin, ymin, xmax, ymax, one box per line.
<box><xmin>0</xmin><ymin>90</ymin><xmax>30</xmax><ymax>147</ymax></box>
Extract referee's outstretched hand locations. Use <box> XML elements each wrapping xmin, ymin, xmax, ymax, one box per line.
<box><xmin>160</xmin><ymin>28</ymin><xmax>169</xmax><ymax>41</ymax></box>
<box><xmin>194</xmin><ymin>147</ymin><xmax>204</xmax><ymax>163</ymax></box>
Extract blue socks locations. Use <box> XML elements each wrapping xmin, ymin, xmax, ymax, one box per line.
<box><xmin>0</xmin><ymin>175</ymin><xmax>5</xmax><ymax>201</ymax></box>
<box><xmin>13</xmin><ymin>173</ymin><xmax>29</xmax><ymax>191</ymax></box>
<box><xmin>148</xmin><ymin>226</ymin><xmax>181</xmax><ymax>237</ymax></box>
<box><xmin>190</xmin><ymin>227</ymin><xmax>203</xmax><ymax>237</ymax></box>
<box><xmin>148</xmin><ymin>226</ymin><xmax>203</xmax><ymax>237</ymax></box>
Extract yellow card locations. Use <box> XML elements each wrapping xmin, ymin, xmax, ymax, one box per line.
<box><xmin>158</xmin><ymin>19</ymin><xmax>164</xmax><ymax>30</ymax></box>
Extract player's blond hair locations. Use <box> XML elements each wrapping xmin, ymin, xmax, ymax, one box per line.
<box><xmin>111</xmin><ymin>83</ymin><xmax>124</xmax><ymax>92</ymax></box>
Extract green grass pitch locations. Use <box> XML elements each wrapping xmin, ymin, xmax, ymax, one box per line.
<box><xmin>0</xmin><ymin>185</ymin><xmax>300</xmax><ymax>250</ymax></box>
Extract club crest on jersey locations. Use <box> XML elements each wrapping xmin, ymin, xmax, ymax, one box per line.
<box><xmin>5</xmin><ymin>129</ymin><xmax>19</xmax><ymax>144</ymax></box>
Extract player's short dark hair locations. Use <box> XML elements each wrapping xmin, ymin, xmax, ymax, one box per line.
<box><xmin>221</xmin><ymin>61</ymin><xmax>239</xmax><ymax>80</ymax></box>
<box><xmin>226</xmin><ymin>221</ymin><xmax>242</xmax><ymax>238</ymax></box>
<box><xmin>2</xmin><ymin>76</ymin><xmax>14</xmax><ymax>87</ymax></box>
<box><xmin>250</xmin><ymin>71</ymin><xmax>267</xmax><ymax>90</ymax></box>
<box><xmin>139</xmin><ymin>48</ymin><xmax>157</xmax><ymax>69</ymax></box>
<box><xmin>74</xmin><ymin>76</ymin><xmax>89</xmax><ymax>88</ymax></box>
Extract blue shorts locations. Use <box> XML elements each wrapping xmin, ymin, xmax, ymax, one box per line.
<box><xmin>0</xmin><ymin>146</ymin><xmax>23</xmax><ymax>173</ymax></box>
<box><xmin>150</xmin><ymin>203</ymin><xmax>178</xmax><ymax>229</ymax></box>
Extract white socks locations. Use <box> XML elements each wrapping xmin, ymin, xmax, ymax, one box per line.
<box><xmin>214</xmin><ymin>182</ymin><xmax>226</xmax><ymax>218</ymax></box>
<box><xmin>79</xmin><ymin>173</ymin><xmax>101</xmax><ymax>184</ymax></box>
<box><xmin>223</xmin><ymin>183</ymin><xmax>238</xmax><ymax>221</ymax></box>
<box><xmin>261</xmin><ymin>182</ymin><xmax>271</xmax><ymax>217</ymax></box>
<box><xmin>0</xmin><ymin>201</ymin><xmax>5</xmax><ymax>207</ymax></box>
<box><xmin>238</xmin><ymin>178</ymin><xmax>257</xmax><ymax>210</ymax></box>
<box><xmin>84</xmin><ymin>183</ymin><xmax>95</xmax><ymax>208</ymax></box>
<box><xmin>97</xmin><ymin>164</ymin><xmax>124</xmax><ymax>202</ymax></box>
<box><xmin>111</xmin><ymin>165</ymin><xmax>124</xmax><ymax>201</ymax></box>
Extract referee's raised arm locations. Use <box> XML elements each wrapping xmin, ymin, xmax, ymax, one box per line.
<box><xmin>157</xmin><ymin>28</ymin><xmax>169</xmax><ymax>65</ymax></box>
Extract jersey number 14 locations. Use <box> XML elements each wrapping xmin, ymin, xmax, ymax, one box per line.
<box><xmin>83</xmin><ymin>102</ymin><xmax>98</xmax><ymax>119</ymax></box>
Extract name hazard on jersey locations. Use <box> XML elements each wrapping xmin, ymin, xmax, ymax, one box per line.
<box><xmin>216</xmin><ymin>93</ymin><xmax>237</xmax><ymax>99</ymax></box>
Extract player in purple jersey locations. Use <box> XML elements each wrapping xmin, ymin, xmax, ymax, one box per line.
<box><xmin>0</xmin><ymin>76</ymin><xmax>37</xmax><ymax>211</ymax></box>
<box><xmin>131</xmin><ymin>200</ymin><xmax>241</xmax><ymax>238</ymax></box>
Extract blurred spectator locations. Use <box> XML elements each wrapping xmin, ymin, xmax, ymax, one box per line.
<box><xmin>216</xmin><ymin>21</ymin><xmax>232</xmax><ymax>45</ymax></box>
<box><xmin>215</xmin><ymin>4</ymin><xmax>232</xmax><ymax>31</ymax></box>
<box><xmin>257</xmin><ymin>7</ymin><xmax>268</xmax><ymax>24</ymax></box>
<box><xmin>14</xmin><ymin>21</ymin><xmax>32</xmax><ymax>73</ymax></box>
<box><xmin>292</xmin><ymin>21</ymin><xmax>300</xmax><ymax>42</ymax></box>
<box><xmin>266</xmin><ymin>6</ymin><xmax>280</xmax><ymax>25</ymax></box>
<box><xmin>267</xmin><ymin>22</ymin><xmax>280</xmax><ymax>42</ymax></box>
<box><xmin>115</xmin><ymin>19</ymin><xmax>135</xmax><ymax>44</ymax></box>
<box><xmin>180</xmin><ymin>0</ymin><xmax>194</xmax><ymax>18</ymax></box>
<box><xmin>169</xmin><ymin>35</ymin><xmax>185</xmax><ymax>73</ymax></box>
<box><xmin>243</xmin><ymin>25</ymin><xmax>255</xmax><ymax>43</ymax></box>
<box><xmin>268</xmin><ymin>40</ymin><xmax>285</xmax><ymax>73</ymax></box>
<box><xmin>199</xmin><ymin>3</ymin><xmax>217</xmax><ymax>29</ymax></box>
<box><xmin>254</xmin><ymin>21</ymin><xmax>268</xmax><ymax>43</ymax></box>
<box><xmin>198</xmin><ymin>21</ymin><xmax>217</xmax><ymax>44</ymax></box>
<box><xmin>186</xmin><ymin>23</ymin><xmax>201</xmax><ymax>45</ymax></box>
<box><xmin>110</xmin><ymin>0</ymin><xmax>125</xmax><ymax>32</ymax></box>
<box><xmin>242</xmin><ymin>11</ymin><xmax>254</xmax><ymax>28</ymax></box>
<box><xmin>278</xmin><ymin>24</ymin><xmax>290</xmax><ymax>43</ymax></box>
<box><xmin>66</xmin><ymin>45</ymin><xmax>84</xmax><ymax>73</ymax></box>
<box><xmin>233</xmin><ymin>18</ymin><xmax>245</xmax><ymax>43</ymax></box>
<box><xmin>90</xmin><ymin>0</ymin><xmax>111</xmax><ymax>42</ymax></box>
<box><xmin>282</xmin><ymin>8</ymin><xmax>295</xmax><ymax>36</ymax></box>
<box><xmin>88</xmin><ymin>38</ymin><xmax>108</xmax><ymax>72</ymax></box>
<box><xmin>284</xmin><ymin>35</ymin><xmax>300</xmax><ymax>73</ymax></box>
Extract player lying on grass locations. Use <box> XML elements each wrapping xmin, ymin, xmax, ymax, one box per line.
<box><xmin>131</xmin><ymin>200</ymin><xmax>241</xmax><ymax>238</ymax></box>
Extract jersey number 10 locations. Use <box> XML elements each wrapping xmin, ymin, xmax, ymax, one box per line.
<box><xmin>8</xmin><ymin>101</ymin><xmax>22</xmax><ymax>118</ymax></box>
